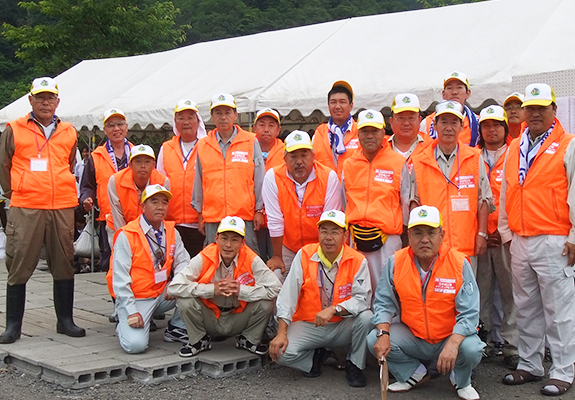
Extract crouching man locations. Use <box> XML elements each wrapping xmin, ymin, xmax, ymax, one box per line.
<box><xmin>367</xmin><ymin>206</ymin><xmax>484</xmax><ymax>400</ymax></box>
<box><xmin>168</xmin><ymin>216</ymin><xmax>282</xmax><ymax>357</ymax></box>
<box><xmin>270</xmin><ymin>210</ymin><xmax>372</xmax><ymax>387</ymax></box>
<box><xmin>107</xmin><ymin>184</ymin><xmax>190</xmax><ymax>354</ymax></box>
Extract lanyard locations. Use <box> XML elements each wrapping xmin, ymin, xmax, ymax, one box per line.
<box><xmin>142</xmin><ymin>215</ymin><xmax>165</xmax><ymax>269</ymax></box>
<box><xmin>31</xmin><ymin>113</ymin><xmax>57</xmax><ymax>158</ymax></box>
<box><xmin>421</xmin><ymin>254</ymin><xmax>439</xmax><ymax>294</ymax></box>
<box><xmin>435</xmin><ymin>146</ymin><xmax>461</xmax><ymax>195</ymax></box>
<box><xmin>180</xmin><ymin>138</ymin><xmax>197</xmax><ymax>165</ymax></box>
<box><xmin>319</xmin><ymin>263</ymin><xmax>335</xmax><ymax>304</ymax></box>
<box><xmin>106</xmin><ymin>139</ymin><xmax>130</xmax><ymax>172</ymax></box>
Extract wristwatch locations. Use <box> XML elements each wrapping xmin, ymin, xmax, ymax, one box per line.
<box><xmin>334</xmin><ymin>305</ymin><xmax>343</xmax><ymax>316</ymax></box>
<box><xmin>376</xmin><ymin>329</ymin><xmax>390</xmax><ymax>338</ymax></box>
<box><xmin>477</xmin><ymin>232</ymin><xmax>488</xmax><ymax>239</ymax></box>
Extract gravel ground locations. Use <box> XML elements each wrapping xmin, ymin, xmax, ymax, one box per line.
<box><xmin>0</xmin><ymin>356</ymin><xmax>559</xmax><ymax>400</ymax></box>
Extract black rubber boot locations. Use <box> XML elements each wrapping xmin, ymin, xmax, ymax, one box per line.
<box><xmin>53</xmin><ymin>279</ymin><xmax>86</xmax><ymax>337</ymax></box>
<box><xmin>0</xmin><ymin>284</ymin><xmax>26</xmax><ymax>344</ymax></box>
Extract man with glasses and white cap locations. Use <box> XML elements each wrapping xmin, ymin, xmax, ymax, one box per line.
<box><xmin>263</xmin><ymin>130</ymin><xmax>342</xmax><ymax>281</ymax></box>
<box><xmin>502</xmin><ymin>92</ymin><xmax>526</xmax><ymax>139</ymax></box>
<box><xmin>270</xmin><ymin>210</ymin><xmax>372</xmax><ymax>388</ymax></box>
<box><xmin>410</xmin><ymin>100</ymin><xmax>493</xmax><ymax>274</ymax></box>
<box><xmin>388</xmin><ymin>93</ymin><xmax>433</xmax><ymax>161</ymax></box>
<box><xmin>0</xmin><ymin>77</ymin><xmax>86</xmax><ymax>343</ymax></box>
<box><xmin>157</xmin><ymin>99</ymin><xmax>207</xmax><ymax>259</ymax></box>
<box><xmin>312</xmin><ymin>80</ymin><xmax>359</xmax><ymax>179</ymax></box>
<box><xmin>80</xmin><ymin>108</ymin><xmax>133</xmax><ymax>272</ymax></box>
<box><xmin>368</xmin><ymin>205</ymin><xmax>484</xmax><ymax>400</ymax></box>
<box><xmin>192</xmin><ymin>93</ymin><xmax>265</xmax><ymax>255</ymax></box>
<box><xmin>421</xmin><ymin>71</ymin><xmax>480</xmax><ymax>147</ymax></box>
<box><xmin>107</xmin><ymin>184</ymin><xmax>190</xmax><ymax>353</ymax></box>
<box><xmin>168</xmin><ymin>216</ymin><xmax>281</xmax><ymax>357</ymax></box>
<box><xmin>499</xmin><ymin>83</ymin><xmax>575</xmax><ymax>396</ymax></box>
<box><xmin>342</xmin><ymin>109</ymin><xmax>409</xmax><ymax>291</ymax></box>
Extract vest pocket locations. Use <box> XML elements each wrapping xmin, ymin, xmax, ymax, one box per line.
<box><xmin>551</xmin><ymin>189</ymin><xmax>560</xmax><ymax>222</ymax></box>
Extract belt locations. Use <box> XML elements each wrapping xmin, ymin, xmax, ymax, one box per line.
<box><xmin>218</xmin><ymin>306</ymin><xmax>235</xmax><ymax>312</ymax></box>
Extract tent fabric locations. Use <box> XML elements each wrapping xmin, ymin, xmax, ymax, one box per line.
<box><xmin>1</xmin><ymin>0</ymin><xmax>574</xmax><ymax>131</ymax></box>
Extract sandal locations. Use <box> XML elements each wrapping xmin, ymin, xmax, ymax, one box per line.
<box><xmin>502</xmin><ymin>369</ymin><xmax>543</xmax><ymax>385</ymax></box>
<box><xmin>540</xmin><ymin>379</ymin><xmax>572</xmax><ymax>396</ymax></box>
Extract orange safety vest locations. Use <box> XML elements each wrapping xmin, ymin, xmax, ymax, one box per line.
<box><xmin>505</xmin><ymin>119</ymin><xmax>574</xmax><ymax>236</ymax></box>
<box><xmin>411</xmin><ymin>141</ymin><xmax>482</xmax><ymax>256</ymax></box>
<box><xmin>313</xmin><ymin>120</ymin><xmax>359</xmax><ymax>179</ymax></box>
<box><xmin>484</xmin><ymin>148</ymin><xmax>506</xmax><ymax>235</ymax></box>
<box><xmin>273</xmin><ymin>161</ymin><xmax>332</xmax><ymax>253</ymax></box>
<box><xmin>197</xmin><ymin>243</ymin><xmax>257</xmax><ymax>319</ymax></box>
<box><xmin>8</xmin><ymin>115</ymin><xmax>77</xmax><ymax>209</ymax></box>
<box><xmin>394</xmin><ymin>244</ymin><xmax>467</xmax><ymax>343</ymax></box>
<box><xmin>197</xmin><ymin>126</ymin><xmax>256</xmax><ymax>222</ymax></box>
<box><xmin>292</xmin><ymin>243</ymin><xmax>364</xmax><ymax>324</ymax></box>
<box><xmin>344</xmin><ymin>144</ymin><xmax>405</xmax><ymax>234</ymax></box>
<box><xmin>108</xmin><ymin>168</ymin><xmax>167</xmax><ymax>230</ymax></box>
<box><xmin>264</xmin><ymin>139</ymin><xmax>285</xmax><ymax>171</ymax></box>
<box><xmin>106</xmin><ymin>218</ymin><xmax>176</xmax><ymax>299</ymax></box>
<box><xmin>161</xmin><ymin>136</ymin><xmax>200</xmax><ymax>225</ymax></box>
<box><xmin>91</xmin><ymin>142</ymin><xmax>133</xmax><ymax>222</ymax></box>
<box><xmin>425</xmin><ymin>113</ymin><xmax>476</xmax><ymax>147</ymax></box>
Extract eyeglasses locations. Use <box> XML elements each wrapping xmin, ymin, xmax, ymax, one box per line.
<box><xmin>409</xmin><ymin>229</ymin><xmax>441</xmax><ymax>240</ymax></box>
<box><xmin>33</xmin><ymin>95</ymin><xmax>58</xmax><ymax>104</ymax></box>
<box><xmin>504</xmin><ymin>104</ymin><xmax>522</xmax><ymax>111</ymax></box>
<box><xmin>105</xmin><ymin>121</ymin><xmax>127</xmax><ymax>129</ymax></box>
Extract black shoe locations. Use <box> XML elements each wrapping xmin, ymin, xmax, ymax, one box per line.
<box><xmin>0</xmin><ymin>284</ymin><xmax>26</xmax><ymax>344</ymax></box>
<box><xmin>149</xmin><ymin>320</ymin><xmax>157</xmax><ymax>332</ymax></box>
<box><xmin>54</xmin><ymin>279</ymin><xmax>86</xmax><ymax>337</ymax></box>
<box><xmin>302</xmin><ymin>348</ymin><xmax>326</xmax><ymax>378</ymax></box>
<box><xmin>179</xmin><ymin>335</ymin><xmax>211</xmax><ymax>357</ymax></box>
<box><xmin>345</xmin><ymin>360</ymin><xmax>366</xmax><ymax>387</ymax></box>
<box><xmin>164</xmin><ymin>323</ymin><xmax>188</xmax><ymax>343</ymax></box>
<box><xmin>236</xmin><ymin>334</ymin><xmax>268</xmax><ymax>355</ymax></box>
<box><xmin>153</xmin><ymin>312</ymin><xmax>166</xmax><ymax>320</ymax></box>
<box><xmin>503</xmin><ymin>354</ymin><xmax>519</xmax><ymax>370</ymax></box>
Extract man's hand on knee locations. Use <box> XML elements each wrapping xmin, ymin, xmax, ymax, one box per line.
<box><xmin>127</xmin><ymin>312</ymin><xmax>144</xmax><ymax>328</ymax></box>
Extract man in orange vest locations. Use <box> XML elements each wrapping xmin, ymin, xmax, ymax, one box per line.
<box><xmin>410</xmin><ymin>100</ymin><xmax>493</xmax><ymax>273</ymax></box>
<box><xmin>253</xmin><ymin>107</ymin><xmax>284</xmax><ymax>262</ymax></box>
<box><xmin>108</xmin><ymin>185</ymin><xmax>190</xmax><ymax>354</ymax></box>
<box><xmin>270</xmin><ymin>210</ymin><xmax>371</xmax><ymax>387</ymax></box>
<box><xmin>368</xmin><ymin>206</ymin><xmax>484</xmax><ymax>400</ymax></box>
<box><xmin>263</xmin><ymin>130</ymin><xmax>342</xmax><ymax>281</ymax></box>
<box><xmin>475</xmin><ymin>105</ymin><xmax>518</xmax><ymax>369</ymax></box>
<box><xmin>312</xmin><ymin>80</ymin><xmax>359</xmax><ymax>179</ymax></box>
<box><xmin>0</xmin><ymin>77</ymin><xmax>85</xmax><ymax>343</ymax></box>
<box><xmin>503</xmin><ymin>92</ymin><xmax>526</xmax><ymax>139</ymax></box>
<box><xmin>80</xmin><ymin>108</ymin><xmax>133</xmax><ymax>272</ymax></box>
<box><xmin>343</xmin><ymin>109</ymin><xmax>409</xmax><ymax>291</ymax></box>
<box><xmin>421</xmin><ymin>71</ymin><xmax>480</xmax><ymax>147</ymax></box>
<box><xmin>192</xmin><ymin>93</ymin><xmax>265</xmax><ymax>255</ymax></box>
<box><xmin>157</xmin><ymin>99</ymin><xmax>207</xmax><ymax>259</ymax></box>
<box><xmin>499</xmin><ymin>84</ymin><xmax>575</xmax><ymax>396</ymax></box>
<box><xmin>168</xmin><ymin>216</ymin><xmax>281</xmax><ymax>357</ymax></box>
<box><xmin>388</xmin><ymin>93</ymin><xmax>433</xmax><ymax>161</ymax></box>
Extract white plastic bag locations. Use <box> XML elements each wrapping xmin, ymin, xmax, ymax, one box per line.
<box><xmin>74</xmin><ymin>218</ymin><xmax>100</xmax><ymax>257</ymax></box>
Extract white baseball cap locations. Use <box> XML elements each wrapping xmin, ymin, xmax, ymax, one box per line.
<box><xmin>141</xmin><ymin>184</ymin><xmax>172</xmax><ymax>203</ymax></box>
<box><xmin>103</xmin><ymin>108</ymin><xmax>126</xmax><ymax>125</ymax></box>
<box><xmin>175</xmin><ymin>99</ymin><xmax>199</xmax><ymax>113</ymax></box>
<box><xmin>129</xmin><ymin>144</ymin><xmax>156</xmax><ymax>161</ymax></box>
<box><xmin>408</xmin><ymin>206</ymin><xmax>442</xmax><ymax>229</ymax></box>
<box><xmin>285</xmin><ymin>130</ymin><xmax>313</xmax><ymax>152</ymax></box>
<box><xmin>522</xmin><ymin>83</ymin><xmax>556</xmax><ymax>107</ymax></box>
<box><xmin>210</xmin><ymin>93</ymin><xmax>237</xmax><ymax>110</ymax></box>
<box><xmin>357</xmin><ymin>109</ymin><xmax>385</xmax><ymax>130</ymax></box>
<box><xmin>30</xmin><ymin>77</ymin><xmax>58</xmax><ymax>95</ymax></box>
<box><xmin>255</xmin><ymin>108</ymin><xmax>280</xmax><ymax>124</ymax></box>
<box><xmin>391</xmin><ymin>93</ymin><xmax>420</xmax><ymax>114</ymax></box>
<box><xmin>503</xmin><ymin>92</ymin><xmax>524</xmax><ymax>106</ymax></box>
<box><xmin>317</xmin><ymin>209</ymin><xmax>348</xmax><ymax>230</ymax></box>
<box><xmin>435</xmin><ymin>100</ymin><xmax>464</xmax><ymax>120</ymax></box>
<box><xmin>479</xmin><ymin>105</ymin><xmax>508</xmax><ymax>124</ymax></box>
<box><xmin>444</xmin><ymin>71</ymin><xmax>470</xmax><ymax>90</ymax></box>
<box><xmin>217</xmin><ymin>216</ymin><xmax>246</xmax><ymax>237</ymax></box>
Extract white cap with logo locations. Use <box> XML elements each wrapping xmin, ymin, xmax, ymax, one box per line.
<box><xmin>317</xmin><ymin>209</ymin><xmax>348</xmax><ymax>229</ymax></box>
<box><xmin>392</xmin><ymin>93</ymin><xmax>420</xmax><ymax>114</ymax></box>
<box><xmin>255</xmin><ymin>108</ymin><xmax>280</xmax><ymax>124</ymax></box>
<box><xmin>175</xmin><ymin>99</ymin><xmax>199</xmax><ymax>113</ymax></box>
<box><xmin>141</xmin><ymin>184</ymin><xmax>172</xmax><ymax>203</ymax></box>
<box><xmin>479</xmin><ymin>105</ymin><xmax>508</xmax><ymax>124</ymax></box>
<box><xmin>30</xmin><ymin>77</ymin><xmax>58</xmax><ymax>95</ymax></box>
<box><xmin>408</xmin><ymin>206</ymin><xmax>443</xmax><ymax>229</ymax></box>
<box><xmin>443</xmin><ymin>71</ymin><xmax>469</xmax><ymax>90</ymax></box>
<box><xmin>285</xmin><ymin>130</ymin><xmax>313</xmax><ymax>152</ymax></box>
<box><xmin>503</xmin><ymin>92</ymin><xmax>524</xmax><ymax>106</ymax></box>
<box><xmin>357</xmin><ymin>109</ymin><xmax>385</xmax><ymax>130</ymax></box>
<box><xmin>435</xmin><ymin>100</ymin><xmax>464</xmax><ymax>120</ymax></box>
<box><xmin>129</xmin><ymin>144</ymin><xmax>156</xmax><ymax>161</ymax></box>
<box><xmin>103</xmin><ymin>108</ymin><xmax>126</xmax><ymax>125</ymax></box>
<box><xmin>522</xmin><ymin>83</ymin><xmax>556</xmax><ymax>107</ymax></box>
<box><xmin>217</xmin><ymin>216</ymin><xmax>246</xmax><ymax>236</ymax></box>
<box><xmin>210</xmin><ymin>93</ymin><xmax>237</xmax><ymax>110</ymax></box>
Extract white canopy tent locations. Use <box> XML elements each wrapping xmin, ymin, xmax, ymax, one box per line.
<box><xmin>1</xmin><ymin>0</ymin><xmax>575</xmax><ymax>132</ymax></box>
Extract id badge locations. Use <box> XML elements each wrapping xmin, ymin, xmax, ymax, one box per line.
<box><xmin>451</xmin><ymin>195</ymin><xmax>470</xmax><ymax>211</ymax></box>
<box><xmin>30</xmin><ymin>158</ymin><xmax>48</xmax><ymax>172</ymax></box>
<box><xmin>154</xmin><ymin>269</ymin><xmax>167</xmax><ymax>284</ymax></box>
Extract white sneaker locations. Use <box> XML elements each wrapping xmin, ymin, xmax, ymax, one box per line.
<box><xmin>455</xmin><ymin>385</ymin><xmax>480</xmax><ymax>400</ymax></box>
<box><xmin>388</xmin><ymin>372</ymin><xmax>430</xmax><ymax>392</ymax></box>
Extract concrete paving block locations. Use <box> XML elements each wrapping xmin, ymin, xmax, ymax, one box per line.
<box><xmin>0</xmin><ymin>337</ymin><xmax>53</xmax><ymax>352</ymax></box>
<box><xmin>197</xmin><ymin>341</ymin><xmax>261</xmax><ymax>378</ymax></box>
<box><xmin>0</xmin><ymin>350</ymin><xmax>7</xmax><ymax>368</ymax></box>
<box><xmin>10</xmin><ymin>343</ymin><xmax>94</xmax><ymax>364</ymax></box>
<box><xmin>4</xmin><ymin>355</ymin><xmax>43</xmax><ymax>378</ymax></box>
<box><xmin>127</xmin><ymin>354</ymin><xmax>200</xmax><ymax>383</ymax></box>
<box><xmin>41</xmin><ymin>357</ymin><xmax>128</xmax><ymax>389</ymax></box>
<box><xmin>101</xmin><ymin>346</ymin><xmax>174</xmax><ymax>363</ymax></box>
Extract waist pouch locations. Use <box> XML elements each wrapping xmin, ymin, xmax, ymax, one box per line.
<box><xmin>351</xmin><ymin>225</ymin><xmax>387</xmax><ymax>253</ymax></box>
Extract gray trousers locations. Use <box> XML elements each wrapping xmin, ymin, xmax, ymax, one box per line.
<box><xmin>205</xmin><ymin>221</ymin><xmax>260</xmax><ymax>256</ymax></box>
<box><xmin>367</xmin><ymin>323</ymin><xmax>484</xmax><ymax>388</ymax></box>
<box><xmin>177</xmin><ymin>296</ymin><xmax>274</xmax><ymax>344</ymax></box>
<box><xmin>276</xmin><ymin>310</ymin><xmax>373</xmax><ymax>372</ymax></box>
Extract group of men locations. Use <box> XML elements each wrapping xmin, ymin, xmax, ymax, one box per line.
<box><xmin>0</xmin><ymin>72</ymin><xmax>574</xmax><ymax>399</ymax></box>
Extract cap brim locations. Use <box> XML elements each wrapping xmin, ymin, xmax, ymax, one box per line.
<box><xmin>358</xmin><ymin>122</ymin><xmax>385</xmax><ymax>130</ymax></box>
<box><xmin>143</xmin><ymin>190</ymin><xmax>173</xmax><ymax>202</ymax></box>
<box><xmin>217</xmin><ymin>228</ymin><xmax>245</xmax><ymax>237</ymax></box>
<box><xmin>255</xmin><ymin>112</ymin><xmax>280</xmax><ymax>124</ymax></box>
<box><xmin>175</xmin><ymin>106</ymin><xmax>198</xmax><ymax>113</ymax></box>
<box><xmin>286</xmin><ymin>143</ymin><xmax>313</xmax><ymax>152</ymax></box>
<box><xmin>408</xmin><ymin>220</ymin><xmax>441</xmax><ymax>229</ymax></box>
<box><xmin>479</xmin><ymin>115</ymin><xmax>506</xmax><ymax>123</ymax></box>
<box><xmin>522</xmin><ymin>99</ymin><xmax>553</xmax><ymax>107</ymax></box>
<box><xmin>31</xmin><ymin>88</ymin><xmax>58</xmax><ymax>95</ymax></box>
<box><xmin>317</xmin><ymin>219</ymin><xmax>347</xmax><ymax>229</ymax></box>
<box><xmin>392</xmin><ymin>107</ymin><xmax>420</xmax><ymax>114</ymax></box>
<box><xmin>104</xmin><ymin>113</ymin><xmax>126</xmax><ymax>123</ymax></box>
<box><xmin>435</xmin><ymin>110</ymin><xmax>464</xmax><ymax>120</ymax></box>
<box><xmin>210</xmin><ymin>102</ymin><xmax>236</xmax><ymax>110</ymax></box>
<box><xmin>130</xmin><ymin>153</ymin><xmax>156</xmax><ymax>161</ymax></box>
<box><xmin>503</xmin><ymin>96</ymin><xmax>522</xmax><ymax>106</ymax></box>
<box><xmin>444</xmin><ymin>77</ymin><xmax>469</xmax><ymax>89</ymax></box>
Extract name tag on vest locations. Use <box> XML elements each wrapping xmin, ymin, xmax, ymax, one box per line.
<box><xmin>495</xmin><ymin>169</ymin><xmax>503</xmax><ymax>182</ymax></box>
<box><xmin>374</xmin><ymin>169</ymin><xmax>394</xmax><ymax>183</ymax></box>
<box><xmin>231</xmin><ymin>151</ymin><xmax>249</xmax><ymax>163</ymax></box>
<box><xmin>155</xmin><ymin>269</ymin><xmax>168</xmax><ymax>284</ymax></box>
<box><xmin>237</xmin><ymin>272</ymin><xmax>255</xmax><ymax>286</ymax></box>
<box><xmin>338</xmin><ymin>283</ymin><xmax>352</xmax><ymax>299</ymax></box>
<box><xmin>305</xmin><ymin>205</ymin><xmax>323</xmax><ymax>218</ymax></box>
<box><xmin>346</xmin><ymin>138</ymin><xmax>359</xmax><ymax>149</ymax></box>
<box><xmin>434</xmin><ymin>277</ymin><xmax>456</xmax><ymax>294</ymax></box>
<box><xmin>30</xmin><ymin>158</ymin><xmax>48</xmax><ymax>172</ymax></box>
<box><xmin>545</xmin><ymin>142</ymin><xmax>559</xmax><ymax>154</ymax></box>
<box><xmin>455</xmin><ymin>175</ymin><xmax>475</xmax><ymax>189</ymax></box>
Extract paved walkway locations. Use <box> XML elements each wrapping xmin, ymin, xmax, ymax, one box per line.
<box><xmin>0</xmin><ymin>261</ymin><xmax>261</xmax><ymax>388</ymax></box>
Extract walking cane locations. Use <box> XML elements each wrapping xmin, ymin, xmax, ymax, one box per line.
<box><xmin>380</xmin><ymin>356</ymin><xmax>388</xmax><ymax>400</ymax></box>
